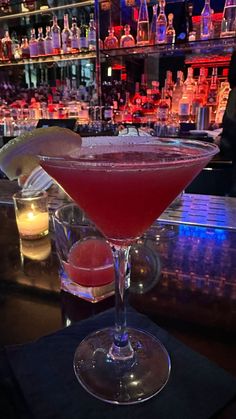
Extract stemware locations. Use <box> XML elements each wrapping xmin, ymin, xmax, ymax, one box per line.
<box><xmin>40</xmin><ymin>138</ymin><xmax>218</xmax><ymax>405</ymax></box>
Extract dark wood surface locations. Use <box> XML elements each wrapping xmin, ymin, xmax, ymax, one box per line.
<box><xmin>0</xmin><ymin>179</ymin><xmax>235</xmax><ymax>418</ymax></box>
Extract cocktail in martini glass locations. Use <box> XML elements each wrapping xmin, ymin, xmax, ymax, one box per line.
<box><xmin>40</xmin><ymin>138</ymin><xmax>218</xmax><ymax>405</ymax></box>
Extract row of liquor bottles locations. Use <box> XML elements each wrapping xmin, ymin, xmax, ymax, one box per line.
<box><xmin>1</xmin><ymin>0</ymin><xmax>236</xmax><ymax>62</ymax></box>
<box><xmin>105</xmin><ymin>0</ymin><xmax>236</xmax><ymax>49</ymax></box>
<box><xmin>0</xmin><ymin>67</ymin><xmax>230</xmax><ymax>132</ymax></box>
<box><xmin>103</xmin><ymin>66</ymin><xmax>230</xmax><ymax>126</ymax></box>
<box><xmin>0</xmin><ymin>14</ymin><xmax>97</xmax><ymax>61</ymax></box>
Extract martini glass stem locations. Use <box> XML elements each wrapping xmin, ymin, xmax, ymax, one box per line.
<box><xmin>109</xmin><ymin>245</ymin><xmax>134</xmax><ymax>360</ymax></box>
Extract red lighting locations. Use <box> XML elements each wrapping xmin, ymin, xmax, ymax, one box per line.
<box><xmin>192</xmin><ymin>12</ymin><xmax>223</xmax><ymax>24</ymax></box>
<box><xmin>112</xmin><ymin>64</ymin><xmax>126</xmax><ymax>70</ymax></box>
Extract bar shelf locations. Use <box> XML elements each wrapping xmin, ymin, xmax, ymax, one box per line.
<box><xmin>0</xmin><ymin>0</ymin><xmax>94</xmax><ymax>21</ymax></box>
<box><xmin>101</xmin><ymin>36</ymin><xmax>236</xmax><ymax>60</ymax></box>
<box><xmin>0</xmin><ymin>51</ymin><xmax>96</xmax><ymax>67</ymax></box>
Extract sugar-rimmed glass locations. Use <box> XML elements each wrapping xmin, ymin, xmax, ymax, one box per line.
<box><xmin>40</xmin><ymin>138</ymin><xmax>218</xmax><ymax>404</ymax></box>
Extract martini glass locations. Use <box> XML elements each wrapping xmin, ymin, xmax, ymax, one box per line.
<box><xmin>40</xmin><ymin>138</ymin><xmax>218</xmax><ymax>405</ymax></box>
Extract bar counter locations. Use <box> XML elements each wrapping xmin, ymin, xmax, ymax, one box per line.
<box><xmin>0</xmin><ymin>179</ymin><xmax>236</xmax><ymax>418</ymax></box>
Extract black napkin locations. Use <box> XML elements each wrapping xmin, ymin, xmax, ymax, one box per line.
<box><xmin>5</xmin><ymin>308</ymin><xmax>236</xmax><ymax>419</ymax></box>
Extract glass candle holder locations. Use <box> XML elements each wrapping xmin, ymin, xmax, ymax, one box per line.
<box><xmin>53</xmin><ymin>203</ymin><xmax>115</xmax><ymax>303</ymax></box>
<box><xmin>13</xmin><ymin>190</ymin><xmax>49</xmax><ymax>240</ymax></box>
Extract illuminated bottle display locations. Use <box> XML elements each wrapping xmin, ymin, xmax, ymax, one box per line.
<box><xmin>200</xmin><ymin>0</ymin><xmax>212</xmax><ymax>40</ymax></box>
<box><xmin>137</xmin><ymin>0</ymin><xmax>149</xmax><ymax>45</ymax></box>
<box><xmin>157</xmin><ymin>0</ymin><xmax>167</xmax><ymax>44</ymax></box>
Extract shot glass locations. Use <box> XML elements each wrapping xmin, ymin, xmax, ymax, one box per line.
<box><xmin>13</xmin><ymin>190</ymin><xmax>49</xmax><ymax>240</ymax></box>
<box><xmin>52</xmin><ymin>203</ymin><xmax>115</xmax><ymax>303</ymax></box>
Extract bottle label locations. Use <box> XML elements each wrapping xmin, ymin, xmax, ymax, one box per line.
<box><xmin>29</xmin><ymin>43</ymin><xmax>38</xmax><ymax>57</ymax></box>
<box><xmin>179</xmin><ymin>103</ymin><xmax>190</xmax><ymax>116</ymax></box>
<box><xmin>157</xmin><ymin>24</ymin><xmax>166</xmax><ymax>43</ymax></box>
<box><xmin>104</xmin><ymin>109</ymin><xmax>113</xmax><ymax>119</ymax></box>
<box><xmin>52</xmin><ymin>34</ymin><xmax>61</xmax><ymax>50</ymax></box>
<box><xmin>122</xmin><ymin>38</ymin><xmax>135</xmax><ymax>48</ymax></box>
<box><xmin>45</xmin><ymin>40</ymin><xmax>53</xmax><ymax>55</ymax></box>
<box><xmin>80</xmin><ymin>37</ymin><xmax>88</xmax><ymax>49</ymax></box>
<box><xmin>71</xmin><ymin>37</ymin><xmax>80</xmax><ymax>50</ymax></box>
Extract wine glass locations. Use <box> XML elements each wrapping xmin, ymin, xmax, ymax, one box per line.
<box><xmin>40</xmin><ymin>138</ymin><xmax>218</xmax><ymax>405</ymax></box>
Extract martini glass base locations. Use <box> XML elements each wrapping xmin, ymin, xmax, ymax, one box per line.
<box><xmin>73</xmin><ymin>327</ymin><xmax>171</xmax><ymax>404</ymax></box>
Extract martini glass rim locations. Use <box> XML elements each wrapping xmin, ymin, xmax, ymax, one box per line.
<box><xmin>38</xmin><ymin>138</ymin><xmax>219</xmax><ymax>169</ymax></box>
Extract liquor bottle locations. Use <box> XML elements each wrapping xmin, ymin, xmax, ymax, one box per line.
<box><xmin>207</xmin><ymin>68</ymin><xmax>219</xmax><ymax>122</ymax></box>
<box><xmin>122</xmin><ymin>92</ymin><xmax>132</xmax><ymax>123</ymax></box>
<box><xmin>37</xmin><ymin>27</ymin><xmax>45</xmax><ymax>56</ymax></box>
<box><xmin>197</xmin><ymin>67</ymin><xmax>209</xmax><ymax>105</ymax></box>
<box><xmin>172</xmin><ymin>71</ymin><xmax>184</xmax><ymax>114</ymax></box>
<box><xmin>29</xmin><ymin>28</ymin><xmax>38</xmax><ymax>57</ymax></box>
<box><xmin>11</xmin><ymin>32</ymin><xmax>21</xmax><ymax>60</ymax></box>
<box><xmin>88</xmin><ymin>14</ymin><xmax>96</xmax><ymax>51</ymax></box>
<box><xmin>186</xmin><ymin>1</ymin><xmax>194</xmax><ymax>40</ymax></box>
<box><xmin>142</xmin><ymin>88</ymin><xmax>155</xmax><ymax>119</ymax></box>
<box><xmin>136</xmin><ymin>0</ymin><xmax>149</xmax><ymax>45</ymax></box>
<box><xmin>179</xmin><ymin>85</ymin><xmax>191</xmax><ymax>123</ymax></box>
<box><xmin>104</xmin><ymin>27</ymin><xmax>119</xmax><ymax>49</ymax></box>
<box><xmin>51</xmin><ymin>14</ymin><xmax>61</xmax><ymax>54</ymax></box>
<box><xmin>120</xmin><ymin>24</ymin><xmax>135</xmax><ymax>48</ymax></box>
<box><xmin>164</xmin><ymin>70</ymin><xmax>174</xmax><ymax>103</ymax></box>
<box><xmin>23</xmin><ymin>0</ymin><xmax>35</xmax><ymax>12</ymax></box>
<box><xmin>157</xmin><ymin>88</ymin><xmax>169</xmax><ymax>123</ymax></box>
<box><xmin>132</xmin><ymin>95</ymin><xmax>144</xmax><ymax>124</ymax></box>
<box><xmin>221</xmin><ymin>0</ymin><xmax>236</xmax><ymax>38</ymax></box>
<box><xmin>184</xmin><ymin>67</ymin><xmax>196</xmax><ymax>102</ymax></box>
<box><xmin>103</xmin><ymin>102</ymin><xmax>114</xmax><ymax>122</ymax></box>
<box><xmin>215</xmin><ymin>81</ymin><xmax>230</xmax><ymax>124</ymax></box>
<box><xmin>151</xmin><ymin>81</ymin><xmax>161</xmax><ymax>105</ymax></box>
<box><xmin>71</xmin><ymin>16</ymin><xmax>80</xmax><ymax>52</ymax></box>
<box><xmin>2</xmin><ymin>31</ymin><xmax>13</xmax><ymax>61</ymax></box>
<box><xmin>156</xmin><ymin>0</ymin><xmax>167</xmax><ymax>44</ymax></box>
<box><xmin>80</xmin><ymin>18</ymin><xmax>88</xmax><ymax>52</ymax></box>
<box><xmin>62</xmin><ymin>14</ymin><xmax>72</xmax><ymax>54</ymax></box>
<box><xmin>191</xmin><ymin>86</ymin><xmax>204</xmax><ymax>122</ymax></box>
<box><xmin>149</xmin><ymin>5</ymin><xmax>157</xmax><ymax>45</ymax></box>
<box><xmin>132</xmin><ymin>82</ymin><xmax>143</xmax><ymax>105</ymax></box>
<box><xmin>0</xmin><ymin>37</ymin><xmax>3</xmax><ymax>62</ymax></box>
<box><xmin>44</xmin><ymin>26</ymin><xmax>53</xmax><ymax>55</ymax></box>
<box><xmin>200</xmin><ymin>0</ymin><xmax>212</xmax><ymax>40</ymax></box>
<box><xmin>166</xmin><ymin>13</ymin><xmax>175</xmax><ymax>44</ymax></box>
<box><xmin>207</xmin><ymin>67</ymin><xmax>218</xmax><ymax>106</ymax></box>
<box><xmin>21</xmin><ymin>37</ymin><xmax>30</xmax><ymax>58</ymax></box>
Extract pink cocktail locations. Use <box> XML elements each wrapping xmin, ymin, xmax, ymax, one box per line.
<box><xmin>40</xmin><ymin>138</ymin><xmax>218</xmax><ymax>405</ymax></box>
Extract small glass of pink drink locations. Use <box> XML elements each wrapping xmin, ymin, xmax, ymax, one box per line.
<box><xmin>40</xmin><ymin>138</ymin><xmax>218</xmax><ymax>405</ymax></box>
